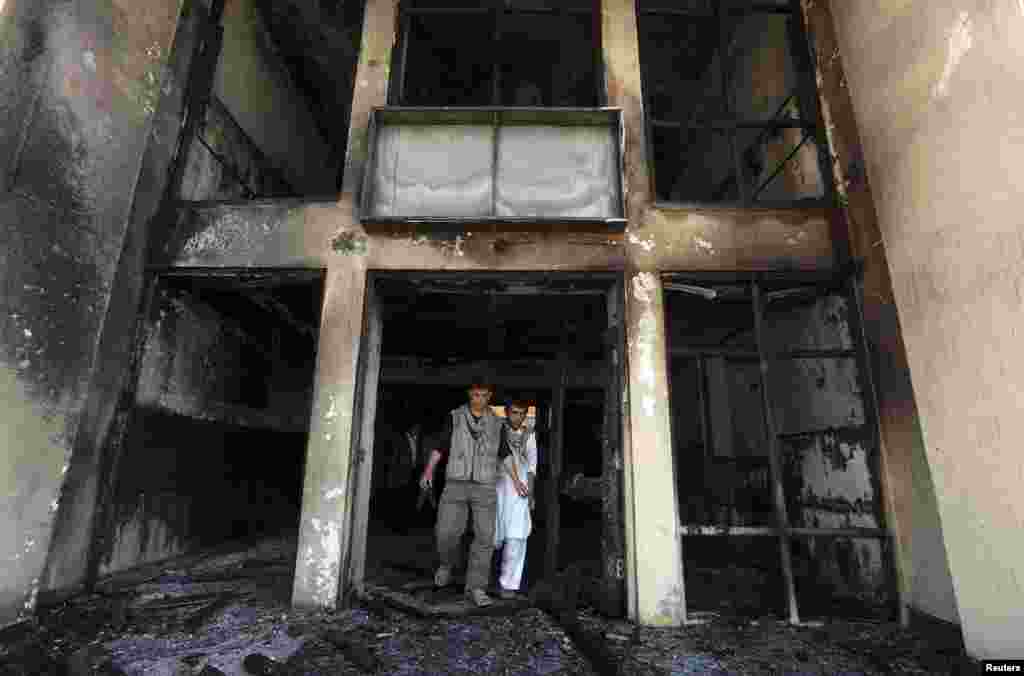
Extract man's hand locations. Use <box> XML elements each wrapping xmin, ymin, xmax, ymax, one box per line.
<box><xmin>420</xmin><ymin>449</ymin><xmax>442</xmax><ymax>490</ymax></box>
<box><xmin>513</xmin><ymin>477</ymin><xmax>529</xmax><ymax>498</ymax></box>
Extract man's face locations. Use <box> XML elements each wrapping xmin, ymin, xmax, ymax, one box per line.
<box><xmin>508</xmin><ymin>406</ymin><xmax>527</xmax><ymax>430</ymax></box>
<box><xmin>467</xmin><ymin>387</ymin><xmax>492</xmax><ymax>412</ymax></box>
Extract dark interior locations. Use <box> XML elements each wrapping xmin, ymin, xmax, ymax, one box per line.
<box><xmin>364</xmin><ymin>275</ymin><xmax>615</xmax><ymax>594</ymax></box>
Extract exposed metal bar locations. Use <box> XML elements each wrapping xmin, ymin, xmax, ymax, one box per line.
<box><xmin>752</xmin><ymin>281</ymin><xmax>800</xmax><ymax>624</ymax></box>
<box><xmin>695</xmin><ymin>357</ymin><xmax>713</xmax><ymax>467</ymax></box>
<box><xmin>491</xmin><ymin>6</ymin><xmax>503</xmax><ymax>106</ymax></box>
<box><xmin>670</xmin><ymin>347</ymin><xmax>760</xmax><ymax>359</ymax></box>
<box><xmin>394</xmin><ymin>14</ymin><xmax>412</xmax><ymax>104</ymax></box>
<box><xmin>650</xmin><ymin>118</ymin><xmax>815</xmax><ymax>131</ymax></box>
<box><xmin>193</xmin><ymin>133</ymin><xmax>258</xmax><ymax>199</ymax></box>
<box><xmin>775</xmin><ymin>348</ymin><xmax>857</xmax><ymax>360</ymax></box>
<box><xmin>751</xmin><ymin>129</ymin><xmax>812</xmax><ymax>201</ymax></box>
<box><xmin>651</xmin><ymin>197</ymin><xmax>831</xmax><ymax>210</ymax></box>
<box><xmin>167</xmin><ymin>4</ymin><xmax>224</xmax><ymax>201</ymax></box>
<box><xmin>491</xmin><ymin>114</ymin><xmax>500</xmax><ymax>217</ymax></box>
<box><xmin>717</xmin><ymin>3</ymin><xmax>748</xmax><ymax>204</ymax></box>
<box><xmin>844</xmin><ymin>271</ymin><xmax>908</xmax><ymax>626</ymax></box>
<box><xmin>679</xmin><ymin>524</ymin><xmax>891</xmax><ymax>538</ymax></box>
<box><xmin>404</xmin><ymin>7</ymin><xmax>592</xmax><ymax>14</ymax></box>
<box><xmin>641</xmin><ymin>3</ymin><xmax>791</xmax><ymax>17</ymax></box>
<box><xmin>545</xmin><ymin>356</ymin><xmax>568</xmax><ymax>578</ymax></box>
<box><xmin>787</xmin><ymin>0</ymin><xmax>837</xmax><ymax>207</ymax></box>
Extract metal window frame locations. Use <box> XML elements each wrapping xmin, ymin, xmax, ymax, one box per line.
<box><xmin>639</xmin><ymin>0</ymin><xmax>836</xmax><ymax>208</ymax></box>
<box><xmin>662</xmin><ymin>266</ymin><xmax>901</xmax><ymax>624</ymax></box>
<box><xmin>357</xmin><ymin>106</ymin><xmax>628</xmax><ymax>230</ymax></box>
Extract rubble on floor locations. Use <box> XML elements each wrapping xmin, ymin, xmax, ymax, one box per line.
<box><xmin>0</xmin><ymin>535</ymin><xmax>977</xmax><ymax>675</ymax></box>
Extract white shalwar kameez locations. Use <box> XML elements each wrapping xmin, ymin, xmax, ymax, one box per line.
<box><xmin>494</xmin><ymin>426</ymin><xmax>538</xmax><ymax>592</ymax></box>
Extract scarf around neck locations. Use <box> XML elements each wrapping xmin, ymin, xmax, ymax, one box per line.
<box><xmin>463</xmin><ymin>406</ymin><xmax>489</xmax><ymax>453</ymax></box>
<box><xmin>504</xmin><ymin>423</ymin><xmax>529</xmax><ymax>462</ymax></box>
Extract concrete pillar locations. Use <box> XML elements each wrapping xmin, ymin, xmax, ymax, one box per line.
<box><xmin>291</xmin><ymin>0</ymin><xmax>395</xmax><ymax>609</ymax></box>
<box><xmin>624</xmin><ymin>272</ymin><xmax>685</xmax><ymax>625</ymax></box>
<box><xmin>347</xmin><ymin>280</ymin><xmax>382</xmax><ymax>593</ymax></box>
<box><xmin>600</xmin><ymin>0</ymin><xmax>653</xmax><ymax>223</ymax></box>
<box><xmin>292</xmin><ymin>263</ymin><xmax>367</xmax><ymax>609</ymax></box>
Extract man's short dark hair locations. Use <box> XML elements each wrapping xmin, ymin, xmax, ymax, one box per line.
<box><xmin>508</xmin><ymin>398</ymin><xmax>531</xmax><ymax>412</ymax></box>
<box><xmin>467</xmin><ymin>376</ymin><xmax>493</xmax><ymax>393</ymax></box>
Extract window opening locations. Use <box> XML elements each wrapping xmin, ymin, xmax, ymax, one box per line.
<box><xmin>665</xmin><ymin>272</ymin><xmax>899</xmax><ymax>622</ymax></box>
<box><xmin>639</xmin><ymin>0</ymin><xmax>832</xmax><ymax>206</ymax></box>
<box><xmin>393</xmin><ymin>1</ymin><xmax>599</xmax><ymax>107</ymax></box>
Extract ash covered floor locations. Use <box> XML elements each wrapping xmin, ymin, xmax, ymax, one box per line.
<box><xmin>1</xmin><ymin>533</ymin><xmax>975</xmax><ymax>676</ymax></box>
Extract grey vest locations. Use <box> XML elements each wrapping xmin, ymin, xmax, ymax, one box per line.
<box><xmin>446</xmin><ymin>405</ymin><xmax>503</xmax><ymax>484</ymax></box>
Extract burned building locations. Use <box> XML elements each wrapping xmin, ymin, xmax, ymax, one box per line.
<box><xmin>1</xmin><ymin>0</ymin><xmax>1021</xmax><ymax>663</ymax></box>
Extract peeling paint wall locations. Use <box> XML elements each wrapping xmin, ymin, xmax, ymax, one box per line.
<box><xmin>0</xmin><ymin>0</ymin><xmax>184</xmax><ymax>625</ymax></box>
<box><xmin>213</xmin><ymin>0</ymin><xmax>339</xmax><ymax>195</ymax></box>
<box><xmin>829</xmin><ymin>0</ymin><xmax>1024</xmax><ymax>658</ymax></box>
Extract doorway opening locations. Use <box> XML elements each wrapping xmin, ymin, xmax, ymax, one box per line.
<box><xmin>355</xmin><ymin>273</ymin><xmax>624</xmax><ymax>613</ymax></box>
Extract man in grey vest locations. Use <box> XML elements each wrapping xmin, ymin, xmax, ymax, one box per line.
<box><xmin>419</xmin><ymin>378</ymin><xmax>503</xmax><ymax>607</ymax></box>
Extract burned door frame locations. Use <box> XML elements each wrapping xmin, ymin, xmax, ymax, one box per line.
<box><xmin>341</xmin><ymin>271</ymin><xmax>629</xmax><ymax>610</ymax></box>
<box><xmin>663</xmin><ymin>266</ymin><xmax>902</xmax><ymax>624</ymax></box>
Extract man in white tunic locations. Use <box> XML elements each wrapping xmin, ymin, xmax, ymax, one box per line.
<box><xmin>495</xmin><ymin>400</ymin><xmax>538</xmax><ymax>599</ymax></box>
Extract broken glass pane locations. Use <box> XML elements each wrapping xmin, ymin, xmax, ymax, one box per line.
<box><xmin>736</xmin><ymin>126</ymin><xmax>825</xmax><ymax>202</ymax></box>
<box><xmin>790</xmin><ymin>537</ymin><xmax>894</xmax><ymax>620</ymax></box>
<box><xmin>638</xmin><ymin>13</ymin><xmax>723</xmax><ymax>125</ymax></box>
<box><xmin>653</xmin><ymin>126</ymin><xmax>738</xmax><ymax>203</ymax></box>
<box><xmin>725</xmin><ymin>10</ymin><xmax>805</xmax><ymax>122</ymax></box>
<box><xmin>641</xmin><ymin>0</ymin><xmax>713</xmax><ymax>15</ymax></box>
<box><xmin>781</xmin><ymin>431</ymin><xmax>880</xmax><ymax>530</ymax></box>
<box><xmin>370</xmin><ymin>124</ymin><xmax>493</xmax><ymax>218</ymax></box>
<box><xmin>664</xmin><ymin>285</ymin><xmax>756</xmax><ymax>350</ymax></box>
<box><xmin>670</xmin><ymin>357</ymin><xmax>774</xmax><ymax>528</ymax></box>
<box><xmin>499</xmin><ymin>12</ymin><xmax>597</xmax><ymax>107</ymax></box>
<box><xmin>761</xmin><ymin>289</ymin><xmax>853</xmax><ymax>353</ymax></box>
<box><xmin>495</xmin><ymin>125</ymin><xmax>619</xmax><ymax>218</ymax></box>
<box><xmin>706</xmin><ymin>357</ymin><xmax>769</xmax><ymax>459</ymax></box>
<box><xmin>401</xmin><ymin>13</ymin><xmax>494</xmax><ymax>105</ymax></box>
<box><xmin>768</xmin><ymin>357</ymin><xmax>865</xmax><ymax>436</ymax></box>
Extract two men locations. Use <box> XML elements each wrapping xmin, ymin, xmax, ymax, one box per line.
<box><xmin>419</xmin><ymin>380</ymin><xmax>536</xmax><ymax>607</ymax></box>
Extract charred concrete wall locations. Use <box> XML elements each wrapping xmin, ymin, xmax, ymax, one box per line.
<box><xmin>212</xmin><ymin>0</ymin><xmax>339</xmax><ymax>196</ymax></box>
<box><xmin>0</xmin><ymin>0</ymin><xmax>186</xmax><ymax>626</ymax></box>
<box><xmin>828</xmin><ymin>0</ymin><xmax>1024</xmax><ymax>658</ymax></box>
<box><xmin>99</xmin><ymin>283</ymin><xmax>312</xmax><ymax>575</ymax></box>
<box><xmin>803</xmin><ymin>0</ymin><xmax>961</xmax><ymax>640</ymax></box>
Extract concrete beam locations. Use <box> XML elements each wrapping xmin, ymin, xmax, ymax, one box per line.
<box><xmin>157</xmin><ymin>200</ymin><xmax>833</xmax><ymax>273</ymax></box>
<box><xmin>624</xmin><ymin>272</ymin><xmax>685</xmax><ymax>625</ymax></box>
<box><xmin>291</xmin><ymin>264</ymin><xmax>367</xmax><ymax>609</ymax></box>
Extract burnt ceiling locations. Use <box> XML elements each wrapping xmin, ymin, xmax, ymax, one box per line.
<box><xmin>253</xmin><ymin>0</ymin><xmax>365</xmax><ymax>170</ymax></box>
<box><xmin>375</xmin><ymin>276</ymin><xmax>612</xmax><ymax>361</ymax></box>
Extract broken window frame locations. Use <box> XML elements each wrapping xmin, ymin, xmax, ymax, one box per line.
<box><xmin>388</xmin><ymin>1</ymin><xmax>604</xmax><ymax>108</ymax></box>
<box><xmin>358</xmin><ymin>107</ymin><xmax>627</xmax><ymax>229</ymax></box>
<box><xmin>663</xmin><ymin>267</ymin><xmax>900</xmax><ymax>623</ymax></box>
<box><xmin>639</xmin><ymin>0</ymin><xmax>836</xmax><ymax>209</ymax></box>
